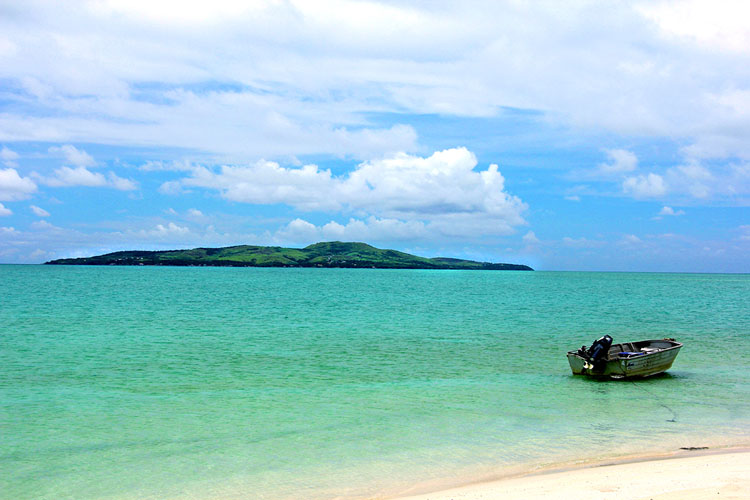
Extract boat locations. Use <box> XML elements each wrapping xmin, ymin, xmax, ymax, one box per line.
<box><xmin>567</xmin><ymin>335</ymin><xmax>683</xmax><ymax>379</ymax></box>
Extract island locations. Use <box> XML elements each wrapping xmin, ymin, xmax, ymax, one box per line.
<box><xmin>45</xmin><ymin>241</ymin><xmax>533</xmax><ymax>270</ymax></box>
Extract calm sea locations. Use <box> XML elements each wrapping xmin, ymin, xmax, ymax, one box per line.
<box><xmin>1</xmin><ymin>266</ymin><xmax>748</xmax><ymax>499</ymax></box>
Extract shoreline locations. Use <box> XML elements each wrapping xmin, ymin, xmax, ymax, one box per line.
<box><xmin>390</xmin><ymin>446</ymin><xmax>750</xmax><ymax>500</ymax></box>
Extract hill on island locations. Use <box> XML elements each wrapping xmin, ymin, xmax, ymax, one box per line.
<box><xmin>45</xmin><ymin>242</ymin><xmax>533</xmax><ymax>270</ymax></box>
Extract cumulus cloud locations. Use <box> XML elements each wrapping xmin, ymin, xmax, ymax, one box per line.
<box><xmin>598</xmin><ymin>149</ymin><xmax>638</xmax><ymax>175</ymax></box>
<box><xmin>30</xmin><ymin>205</ymin><xmax>50</xmax><ymax>217</ymax></box>
<box><xmin>0</xmin><ymin>168</ymin><xmax>37</xmax><ymax>201</ymax></box>
<box><xmin>49</xmin><ymin>145</ymin><xmax>96</xmax><ymax>167</ymax></box>
<box><xmin>177</xmin><ymin>148</ymin><xmax>527</xmax><ymax>237</ymax></box>
<box><xmin>45</xmin><ymin>166</ymin><xmax>107</xmax><ymax>187</ymax></box>
<box><xmin>275</xmin><ymin>216</ymin><xmax>428</xmax><ymax>244</ymax></box>
<box><xmin>41</xmin><ymin>166</ymin><xmax>137</xmax><ymax>190</ymax></box>
<box><xmin>134</xmin><ymin>222</ymin><xmax>191</xmax><ymax>239</ymax></box>
<box><xmin>659</xmin><ymin>206</ymin><xmax>685</xmax><ymax>216</ymax></box>
<box><xmin>107</xmin><ymin>172</ymin><xmax>138</xmax><ymax>191</ymax></box>
<box><xmin>0</xmin><ymin>202</ymin><xmax>11</xmax><ymax>216</ymax></box>
<box><xmin>622</xmin><ymin>173</ymin><xmax>667</xmax><ymax>198</ymax></box>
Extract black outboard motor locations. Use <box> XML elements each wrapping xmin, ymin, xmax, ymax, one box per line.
<box><xmin>586</xmin><ymin>335</ymin><xmax>613</xmax><ymax>371</ymax></box>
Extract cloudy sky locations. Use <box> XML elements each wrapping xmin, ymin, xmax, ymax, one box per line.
<box><xmin>1</xmin><ymin>0</ymin><xmax>748</xmax><ymax>271</ymax></box>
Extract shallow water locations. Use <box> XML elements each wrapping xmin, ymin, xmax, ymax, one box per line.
<box><xmin>1</xmin><ymin>267</ymin><xmax>748</xmax><ymax>499</ymax></box>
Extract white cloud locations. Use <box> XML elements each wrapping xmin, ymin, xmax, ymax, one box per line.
<box><xmin>598</xmin><ymin>149</ymin><xmax>638</xmax><ymax>175</ymax></box>
<box><xmin>41</xmin><ymin>166</ymin><xmax>137</xmax><ymax>190</ymax></box>
<box><xmin>659</xmin><ymin>206</ymin><xmax>685</xmax><ymax>216</ymax></box>
<box><xmin>135</xmin><ymin>222</ymin><xmax>191</xmax><ymax>239</ymax></box>
<box><xmin>30</xmin><ymin>205</ymin><xmax>50</xmax><ymax>217</ymax></box>
<box><xmin>44</xmin><ymin>166</ymin><xmax>107</xmax><ymax>187</ymax></box>
<box><xmin>178</xmin><ymin>148</ymin><xmax>527</xmax><ymax>237</ymax></box>
<box><xmin>49</xmin><ymin>145</ymin><xmax>96</xmax><ymax>167</ymax></box>
<box><xmin>275</xmin><ymin>216</ymin><xmax>428</xmax><ymax>245</ymax></box>
<box><xmin>522</xmin><ymin>231</ymin><xmax>540</xmax><ymax>245</ymax></box>
<box><xmin>158</xmin><ymin>181</ymin><xmax>185</xmax><ymax>195</ymax></box>
<box><xmin>107</xmin><ymin>172</ymin><xmax>138</xmax><ymax>191</ymax></box>
<box><xmin>2</xmin><ymin>1</ymin><xmax>750</xmax><ymax>162</ymax></box>
<box><xmin>622</xmin><ymin>173</ymin><xmax>667</xmax><ymax>198</ymax></box>
<box><xmin>31</xmin><ymin>220</ymin><xmax>59</xmax><ymax>231</ymax></box>
<box><xmin>0</xmin><ymin>202</ymin><xmax>11</xmax><ymax>216</ymax></box>
<box><xmin>187</xmin><ymin>208</ymin><xmax>203</xmax><ymax>217</ymax></box>
<box><xmin>0</xmin><ymin>168</ymin><xmax>37</xmax><ymax>201</ymax></box>
<box><xmin>1</xmin><ymin>146</ymin><xmax>19</xmax><ymax>167</ymax></box>
<box><xmin>620</xmin><ymin>234</ymin><xmax>642</xmax><ymax>245</ymax></box>
<box><xmin>638</xmin><ymin>0</ymin><xmax>750</xmax><ymax>53</ymax></box>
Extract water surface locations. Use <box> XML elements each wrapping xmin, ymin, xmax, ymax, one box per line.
<box><xmin>1</xmin><ymin>267</ymin><xmax>748</xmax><ymax>499</ymax></box>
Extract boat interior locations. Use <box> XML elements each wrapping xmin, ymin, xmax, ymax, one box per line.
<box><xmin>607</xmin><ymin>340</ymin><xmax>675</xmax><ymax>359</ymax></box>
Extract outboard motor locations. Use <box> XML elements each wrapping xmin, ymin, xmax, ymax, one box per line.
<box><xmin>585</xmin><ymin>335</ymin><xmax>613</xmax><ymax>371</ymax></box>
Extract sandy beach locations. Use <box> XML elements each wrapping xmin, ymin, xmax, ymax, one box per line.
<box><xmin>394</xmin><ymin>448</ymin><xmax>750</xmax><ymax>500</ymax></box>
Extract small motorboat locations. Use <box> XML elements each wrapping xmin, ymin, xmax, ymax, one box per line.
<box><xmin>567</xmin><ymin>335</ymin><xmax>682</xmax><ymax>379</ymax></box>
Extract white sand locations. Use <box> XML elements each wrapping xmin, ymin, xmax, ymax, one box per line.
<box><xmin>393</xmin><ymin>448</ymin><xmax>750</xmax><ymax>500</ymax></box>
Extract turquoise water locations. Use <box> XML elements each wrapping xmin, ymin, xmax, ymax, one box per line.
<box><xmin>1</xmin><ymin>267</ymin><xmax>748</xmax><ymax>499</ymax></box>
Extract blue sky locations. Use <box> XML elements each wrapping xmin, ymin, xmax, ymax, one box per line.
<box><xmin>0</xmin><ymin>0</ymin><xmax>748</xmax><ymax>271</ymax></box>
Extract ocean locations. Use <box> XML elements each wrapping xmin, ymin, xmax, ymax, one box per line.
<box><xmin>1</xmin><ymin>266</ymin><xmax>748</xmax><ymax>499</ymax></box>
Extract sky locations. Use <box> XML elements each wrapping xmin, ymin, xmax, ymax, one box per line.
<box><xmin>0</xmin><ymin>0</ymin><xmax>748</xmax><ymax>272</ymax></box>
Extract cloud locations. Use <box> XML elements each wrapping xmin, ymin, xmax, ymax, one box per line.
<box><xmin>107</xmin><ymin>172</ymin><xmax>138</xmax><ymax>191</ymax></box>
<box><xmin>622</xmin><ymin>173</ymin><xmax>667</xmax><ymax>198</ymax></box>
<box><xmin>274</xmin><ymin>216</ymin><xmax>428</xmax><ymax>245</ymax></box>
<box><xmin>40</xmin><ymin>166</ymin><xmax>137</xmax><ymax>190</ymax></box>
<box><xmin>0</xmin><ymin>202</ymin><xmax>11</xmax><ymax>216</ymax></box>
<box><xmin>48</xmin><ymin>145</ymin><xmax>96</xmax><ymax>167</ymax></box>
<box><xmin>134</xmin><ymin>222</ymin><xmax>191</xmax><ymax>239</ymax></box>
<box><xmin>187</xmin><ymin>208</ymin><xmax>203</xmax><ymax>217</ymax></box>
<box><xmin>638</xmin><ymin>0</ymin><xmax>750</xmax><ymax>53</ymax></box>
<box><xmin>1</xmin><ymin>146</ymin><xmax>19</xmax><ymax>167</ymax></box>
<box><xmin>2</xmin><ymin>1</ymin><xmax>750</xmax><ymax>163</ymax></box>
<box><xmin>598</xmin><ymin>149</ymin><xmax>638</xmax><ymax>175</ymax></box>
<box><xmin>0</xmin><ymin>168</ymin><xmax>37</xmax><ymax>201</ymax></box>
<box><xmin>31</xmin><ymin>220</ymin><xmax>59</xmax><ymax>231</ymax></box>
<box><xmin>620</xmin><ymin>234</ymin><xmax>642</xmax><ymax>245</ymax></box>
<box><xmin>30</xmin><ymin>205</ymin><xmax>50</xmax><ymax>217</ymax></box>
<box><xmin>522</xmin><ymin>231</ymin><xmax>540</xmax><ymax>245</ymax></box>
<box><xmin>659</xmin><ymin>206</ymin><xmax>685</xmax><ymax>216</ymax></box>
<box><xmin>177</xmin><ymin>147</ymin><xmax>527</xmax><ymax>237</ymax></box>
<box><xmin>158</xmin><ymin>181</ymin><xmax>185</xmax><ymax>195</ymax></box>
<box><xmin>44</xmin><ymin>166</ymin><xmax>107</xmax><ymax>187</ymax></box>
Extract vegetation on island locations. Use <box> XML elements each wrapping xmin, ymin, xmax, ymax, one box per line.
<box><xmin>45</xmin><ymin>241</ymin><xmax>533</xmax><ymax>270</ymax></box>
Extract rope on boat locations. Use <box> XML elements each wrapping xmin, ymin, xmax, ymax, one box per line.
<box><xmin>629</xmin><ymin>379</ymin><xmax>677</xmax><ymax>423</ymax></box>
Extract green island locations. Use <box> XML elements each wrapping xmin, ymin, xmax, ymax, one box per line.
<box><xmin>45</xmin><ymin>241</ymin><xmax>533</xmax><ymax>270</ymax></box>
